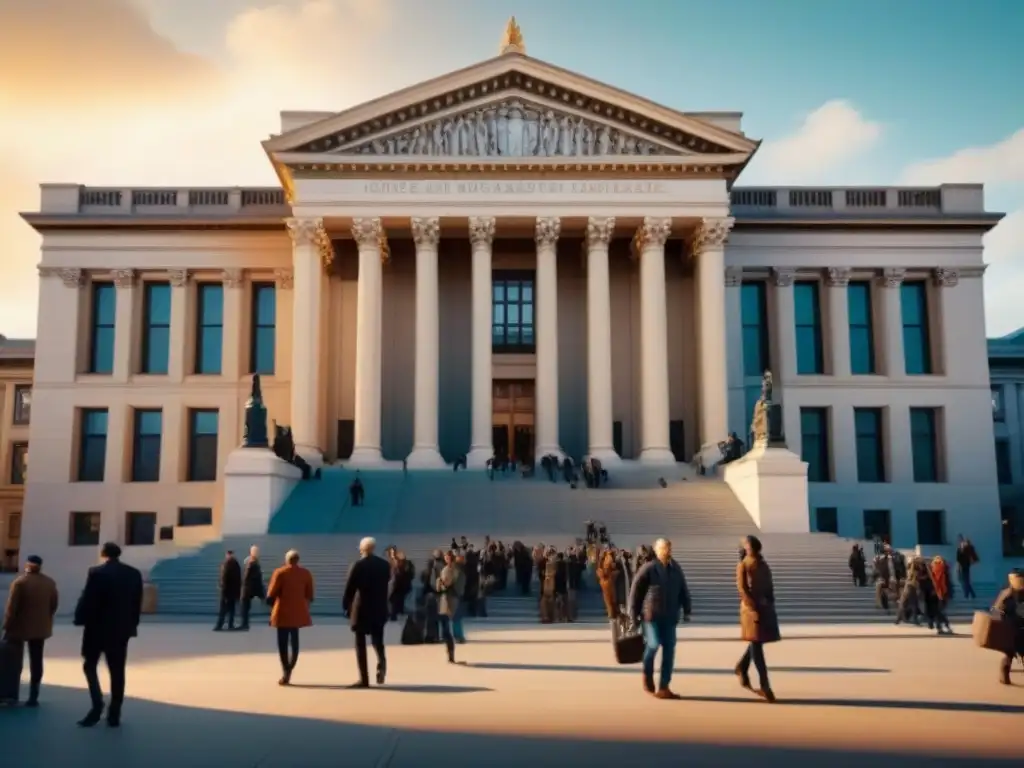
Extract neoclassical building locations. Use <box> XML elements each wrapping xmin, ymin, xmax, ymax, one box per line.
<box><xmin>17</xmin><ymin>23</ymin><xmax>1005</xmax><ymax>586</ymax></box>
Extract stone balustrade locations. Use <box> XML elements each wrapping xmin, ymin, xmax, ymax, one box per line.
<box><xmin>730</xmin><ymin>184</ymin><xmax>987</xmax><ymax>216</ymax></box>
<box><xmin>38</xmin><ymin>184</ymin><xmax>288</xmax><ymax>215</ymax></box>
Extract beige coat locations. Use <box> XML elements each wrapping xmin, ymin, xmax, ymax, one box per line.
<box><xmin>3</xmin><ymin>570</ymin><xmax>59</xmax><ymax>641</ymax></box>
<box><xmin>737</xmin><ymin>555</ymin><xmax>780</xmax><ymax>644</ymax></box>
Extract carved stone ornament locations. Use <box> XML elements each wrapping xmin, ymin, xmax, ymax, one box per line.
<box><xmin>336</xmin><ymin>98</ymin><xmax>676</xmax><ymax>159</ymax></box>
<box><xmin>827</xmin><ymin>268</ymin><xmax>851</xmax><ymax>288</ymax></box>
<box><xmin>631</xmin><ymin>217</ymin><xmax>672</xmax><ymax>258</ymax></box>
<box><xmin>222</xmin><ymin>268</ymin><xmax>245</xmax><ymax>288</ymax></box>
<box><xmin>500</xmin><ymin>16</ymin><xmax>526</xmax><ymax>55</ymax></box>
<box><xmin>274</xmin><ymin>268</ymin><xmax>294</xmax><ymax>290</ymax></box>
<box><xmin>411</xmin><ymin>217</ymin><xmax>441</xmax><ymax>248</ymax></box>
<box><xmin>535</xmin><ymin>217</ymin><xmax>561</xmax><ymax>247</ymax></box>
<box><xmin>168</xmin><ymin>269</ymin><xmax>190</xmax><ymax>288</ymax></box>
<box><xmin>351</xmin><ymin>218</ymin><xmax>390</xmax><ymax>263</ymax></box>
<box><xmin>112</xmin><ymin>269</ymin><xmax>136</xmax><ymax>288</ymax></box>
<box><xmin>468</xmin><ymin>216</ymin><xmax>497</xmax><ymax>247</ymax></box>
<box><xmin>691</xmin><ymin>217</ymin><xmax>735</xmax><ymax>256</ymax></box>
<box><xmin>933</xmin><ymin>268</ymin><xmax>960</xmax><ymax>288</ymax></box>
<box><xmin>37</xmin><ymin>266</ymin><xmax>86</xmax><ymax>288</ymax></box>
<box><xmin>772</xmin><ymin>268</ymin><xmax>796</xmax><ymax>288</ymax></box>
<box><xmin>287</xmin><ymin>217</ymin><xmax>334</xmax><ymax>269</ymax></box>
<box><xmin>724</xmin><ymin>267</ymin><xmax>744</xmax><ymax>287</ymax></box>
<box><xmin>878</xmin><ymin>268</ymin><xmax>906</xmax><ymax>289</ymax></box>
<box><xmin>585</xmin><ymin>217</ymin><xmax>616</xmax><ymax>248</ymax></box>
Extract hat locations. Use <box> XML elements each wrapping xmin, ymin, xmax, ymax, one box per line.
<box><xmin>26</xmin><ymin>555</ymin><xmax>42</xmax><ymax>566</ymax></box>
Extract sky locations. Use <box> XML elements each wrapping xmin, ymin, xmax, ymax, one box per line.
<box><xmin>1</xmin><ymin>0</ymin><xmax>1022</xmax><ymax>338</ymax></box>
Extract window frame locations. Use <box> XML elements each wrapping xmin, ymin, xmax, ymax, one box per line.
<box><xmin>848</xmin><ymin>281</ymin><xmax>876</xmax><ymax>375</ymax></box>
<box><xmin>177</xmin><ymin>507</ymin><xmax>214</xmax><ymax>527</ymax></box>
<box><xmin>131</xmin><ymin>409</ymin><xmax>163</xmax><ymax>483</ymax></box>
<box><xmin>68</xmin><ymin>511</ymin><xmax>101</xmax><ymax>547</ymax></box>
<box><xmin>799</xmin><ymin>407</ymin><xmax>831</xmax><ymax>482</ymax></box>
<box><xmin>250</xmin><ymin>282</ymin><xmax>276</xmax><ymax>375</ymax></box>
<box><xmin>794</xmin><ymin>281</ymin><xmax>824</xmax><ymax>375</ymax></box>
<box><xmin>9</xmin><ymin>442</ymin><xmax>28</xmax><ymax>485</ymax></box>
<box><xmin>854</xmin><ymin>407</ymin><xmax>886</xmax><ymax>483</ymax></box>
<box><xmin>12</xmin><ymin>385</ymin><xmax>31</xmax><ymax>425</ymax></box>
<box><xmin>901</xmin><ymin>281</ymin><xmax>933</xmax><ymax>375</ymax></box>
<box><xmin>910</xmin><ymin>407</ymin><xmax>940</xmax><ymax>483</ymax></box>
<box><xmin>125</xmin><ymin>511</ymin><xmax>157</xmax><ymax>546</ymax></box>
<box><xmin>195</xmin><ymin>282</ymin><xmax>224</xmax><ymax>375</ymax></box>
<box><xmin>140</xmin><ymin>281</ymin><xmax>171</xmax><ymax>375</ymax></box>
<box><xmin>77</xmin><ymin>408</ymin><xmax>109</xmax><ymax>482</ymax></box>
<box><xmin>88</xmin><ymin>282</ymin><xmax>116</xmax><ymax>374</ymax></box>
<box><xmin>187</xmin><ymin>409</ymin><xmax>219</xmax><ymax>482</ymax></box>
<box><xmin>491</xmin><ymin>271</ymin><xmax>536</xmax><ymax>353</ymax></box>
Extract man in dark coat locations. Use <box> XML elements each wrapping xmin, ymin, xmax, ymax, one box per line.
<box><xmin>342</xmin><ymin>537</ymin><xmax>391</xmax><ymax>687</ymax></box>
<box><xmin>215</xmin><ymin>551</ymin><xmax>242</xmax><ymax>631</ymax></box>
<box><xmin>2</xmin><ymin>554</ymin><xmax>59</xmax><ymax>706</ymax></box>
<box><xmin>239</xmin><ymin>546</ymin><xmax>265</xmax><ymax>631</ymax></box>
<box><xmin>73</xmin><ymin>542</ymin><xmax>143</xmax><ymax>728</ymax></box>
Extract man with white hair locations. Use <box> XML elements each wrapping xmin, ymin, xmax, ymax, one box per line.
<box><xmin>628</xmin><ymin>537</ymin><xmax>692</xmax><ymax>699</ymax></box>
<box><xmin>239</xmin><ymin>545</ymin><xmax>265</xmax><ymax>631</ymax></box>
<box><xmin>342</xmin><ymin>537</ymin><xmax>392</xmax><ymax>687</ymax></box>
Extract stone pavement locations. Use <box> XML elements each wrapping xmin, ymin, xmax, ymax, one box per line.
<box><xmin>2</xmin><ymin>621</ymin><xmax>1023</xmax><ymax>767</ymax></box>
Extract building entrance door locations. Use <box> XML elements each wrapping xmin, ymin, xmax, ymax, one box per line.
<box><xmin>493</xmin><ymin>380</ymin><xmax>535</xmax><ymax>464</ymax></box>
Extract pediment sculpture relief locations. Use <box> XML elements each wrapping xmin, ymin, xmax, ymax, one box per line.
<box><xmin>337</xmin><ymin>99</ymin><xmax>682</xmax><ymax>158</ymax></box>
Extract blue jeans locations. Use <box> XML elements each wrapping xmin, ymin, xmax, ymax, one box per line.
<box><xmin>452</xmin><ymin>604</ymin><xmax>466</xmax><ymax>641</ymax></box>
<box><xmin>642</xmin><ymin>617</ymin><xmax>677</xmax><ymax>690</ymax></box>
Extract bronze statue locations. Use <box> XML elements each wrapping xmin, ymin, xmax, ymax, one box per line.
<box><xmin>242</xmin><ymin>374</ymin><xmax>269</xmax><ymax>448</ymax></box>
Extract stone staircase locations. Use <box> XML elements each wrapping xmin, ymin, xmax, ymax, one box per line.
<box><xmin>148</xmin><ymin>467</ymin><xmax>998</xmax><ymax>624</ymax></box>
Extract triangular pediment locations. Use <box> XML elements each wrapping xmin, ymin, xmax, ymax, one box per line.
<box><xmin>264</xmin><ymin>53</ymin><xmax>757</xmax><ymax>163</ymax></box>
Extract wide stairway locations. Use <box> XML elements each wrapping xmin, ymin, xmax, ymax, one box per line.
<box><xmin>149</xmin><ymin>466</ymin><xmax>996</xmax><ymax>624</ymax></box>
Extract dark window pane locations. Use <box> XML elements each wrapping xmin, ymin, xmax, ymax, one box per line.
<box><xmin>741</xmin><ymin>282</ymin><xmax>769</xmax><ymax>376</ymax></box>
<box><xmin>848</xmin><ymin>282</ymin><xmax>876</xmax><ymax>374</ymax></box>
<box><xmin>143</xmin><ymin>327</ymin><xmax>170</xmax><ymax>374</ymax></box>
<box><xmin>910</xmin><ymin>407</ymin><xmax>938</xmax><ymax>483</ymax></box>
<box><xmin>94</xmin><ymin>284</ymin><xmax>116</xmax><ymax>325</ymax></box>
<box><xmin>254</xmin><ymin>284</ymin><xmax>276</xmax><ymax>325</ymax></box>
<box><xmin>78</xmin><ymin>408</ymin><xmax>109</xmax><ymax>482</ymax></box>
<box><xmin>900</xmin><ymin>282</ymin><xmax>932</xmax><ymax>375</ymax></box>
<box><xmin>815</xmin><ymin>507</ymin><xmax>838</xmax><ymax>534</ymax></box>
<box><xmin>863</xmin><ymin>509</ymin><xmax>891</xmax><ymax>541</ymax></box>
<box><xmin>996</xmin><ymin>439</ymin><xmax>1013</xmax><ymax>485</ymax></box>
<box><xmin>178</xmin><ymin>507</ymin><xmax>213</xmax><ymax>527</ymax></box>
<box><xmin>507</xmin><ymin>284</ymin><xmax>520</xmax><ymax>301</ymax></box>
<box><xmin>522</xmin><ymin>284</ymin><xmax>533</xmax><ymax>301</ymax></box>
<box><xmin>800</xmin><ymin>408</ymin><xmax>831</xmax><ymax>482</ymax></box>
<box><xmin>493</xmin><ymin>284</ymin><xmax>505</xmax><ymax>301</ymax></box>
<box><xmin>198</xmin><ymin>327</ymin><xmax>223</xmax><ymax>375</ymax></box>
<box><xmin>198</xmin><ymin>284</ymin><xmax>224</xmax><ymax>325</ymax></box>
<box><xmin>250</xmin><ymin>284</ymin><xmax>276</xmax><ymax>374</ymax></box>
<box><xmin>916</xmin><ymin>510</ymin><xmax>945</xmax><ymax>546</ymax></box>
<box><xmin>493</xmin><ymin>304</ymin><xmax>505</xmax><ymax>324</ymax></box>
<box><xmin>492</xmin><ymin>273</ymin><xmax>536</xmax><ymax>353</ymax></box>
<box><xmin>992</xmin><ymin>386</ymin><xmax>1005</xmax><ymax>420</ymax></box>
<box><xmin>854</xmin><ymin>408</ymin><xmax>885</xmax><ymax>483</ymax></box>
<box><xmin>69</xmin><ymin>512</ymin><xmax>101</xmax><ymax>547</ymax></box>
<box><xmin>91</xmin><ymin>327</ymin><xmax>115</xmax><ymax>375</ymax></box>
<box><xmin>132</xmin><ymin>409</ymin><xmax>162</xmax><ymax>482</ymax></box>
<box><xmin>126</xmin><ymin>512</ymin><xmax>156</xmax><ymax>546</ymax></box>
<box><xmin>188</xmin><ymin>409</ymin><xmax>219</xmax><ymax>482</ymax></box>
<box><xmin>507</xmin><ymin>304</ymin><xmax>520</xmax><ymax>324</ymax></box>
<box><xmin>196</xmin><ymin>284</ymin><xmax>224</xmax><ymax>375</ymax></box>
<box><xmin>90</xmin><ymin>284</ymin><xmax>116</xmax><ymax>374</ymax></box>
<box><xmin>10</xmin><ymin>443</ymin><xmax>28</xmax><ymax>485</ymax></box>
<box><xmin>794</xmin><ymin>282</ymin><xmax>823</xmax><ymax>375</ymax></box>
<box><xmin>141</xmin><ymin>283</ymin><xmax>171</xmax><ymax>374</ymax></box>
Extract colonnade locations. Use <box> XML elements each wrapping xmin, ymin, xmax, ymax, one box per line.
<box><xmin>286</xmin><ymin>214</ymin><xmax>734</xmax><ymax>468</ymax></box>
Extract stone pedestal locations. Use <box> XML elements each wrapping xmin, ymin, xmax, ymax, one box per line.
<box><xmin>222</xmin><ymin>448</ymin><xmax>302</xmax><ymax>535</ymax></box>
<box><xmin>722</xmin><ymin>444</ymin><xmax>809</xmax><ymax>533</ymax></box>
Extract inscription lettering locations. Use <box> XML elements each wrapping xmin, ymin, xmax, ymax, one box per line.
<box><xmin>362</xmin><ymin>181</ymin><xmax>667</xmax><ymax>196</ymax></box>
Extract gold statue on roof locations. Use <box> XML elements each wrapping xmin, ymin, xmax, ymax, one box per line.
<box><xmin>500</xmin><ymin>16</ymin><xmax>525</xmax><ymax>55</ymax></box>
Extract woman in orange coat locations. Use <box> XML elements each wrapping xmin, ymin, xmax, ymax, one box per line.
<box><xmin>929</xmin><ymin>556</ymin><xmax>952</xmax><ymax>634</ymax></box>
<box><xmin>266</xmin><ymin>549</ymin><xmax>315</xmax><ymax>685</ymax></box>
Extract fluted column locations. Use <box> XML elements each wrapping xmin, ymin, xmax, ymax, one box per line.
<box><xmin>585</xmin><ymin>216</ymin><xmax>619</xmax><ymax>463</ymax></box>
<box><xmin>772</xmin><ymin>268</ymin><xmax>797</xmax><ymax>384</ymax></box>
<box><xmin>879</xmin><ymin>268</ymin><xmax>906</xmax><ymax>378</ymax></box>
<box><xmin>632</xmin><ymin>217</ymin><xmax>675</xmax><ymax>464</ymax></box>
<box><xmin>348</xmin><ymin>217</ymin><xmax>388</xmax><ymax>466</ymax></box>
<box><xmin>534</xmin><ymin>216</ymin><xmax>563</xmax><ymax>459</ymax></box>
<box><xmin>407</xmin><ymin>217</ymin><xmax>446</xmax><ymax>468</ymax></box>
<box><xmin>111</xmin><ymin>269</ymin><xmax>137</xmax><ymax>383</ymax></box>
<box><xmin>466</xmin><ymin>216</ymin><xmax>497</xmax><ymax>468</ymax></box>
<box><xmin>286</xmin><ymin>218</ymin><xmax>327</xmax><ymax>466</ymax></box>
<box><xmin>694</xmin><ymin>217</ymin><xmax>734</xmax><ymax>451</ymax></box>
<box><xmin>827</xmin><ymin>268</ymin><xmax>852</xmax><ymax>378</ymax></box>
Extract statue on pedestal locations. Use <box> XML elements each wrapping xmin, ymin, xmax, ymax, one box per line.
<box><xmin>761</xmin><ymin>369</ymin><xmax>774</xmax><ymax>404</ymax></box>
<box><xmin>242</xmin><ymin>374</ymin><xmax>269</xmax><ymax>448</ymax></box>
<box><xmin>750</xmin><ymin>369</ymin><xmax>785</xmax><ymax>449</ymax></box>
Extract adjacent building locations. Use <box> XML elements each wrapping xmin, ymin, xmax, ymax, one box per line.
<box><xmin>987</xmin><ymin>329</ymin><xmax>1024</xmax><ymax>557</ymax></box>
<box><xmin>0</xmin><ymin>335</ymin><xmax>33</xmax><ymax>573</ymax></box>
<box><xmin>15</xmin><ymin>24</ymin><xmax>1006</xmax><ymax>593</ymax></box>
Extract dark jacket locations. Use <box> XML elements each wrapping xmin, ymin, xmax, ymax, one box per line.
<box><xmin>737</xmin><ymin>555</ymin><xmax>780</xmax><ymax>644</ymax></box>
<box><xmin>220</xmin><ymin>557</ymin><xmax>242</xmax><ymax>601</ymax></box>
<box><xmin>343</xmin><ymin>554</ymin><xmax>391</xmax><ymax>633</ymax></box>
<box><xmin>73</xmin><ymin>560</ymin><xmax>143</xmax><ymax>654</ymax></box>
<box><xmin>629</xmin><ymin>558</ymin><xmax>691</xmax><ymax>624</ymax></box>
<box><xmin>241</xmin><ymin>558</ymin><xmax>265</xmax><ymax>601</ymax></box>
<box><xmin>3</xmin><ymin>570</ymin><xmax>59</xmax><ymax>641</ymax></box>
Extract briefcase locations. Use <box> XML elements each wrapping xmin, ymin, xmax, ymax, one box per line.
<box><xmin>612</xmin><ymin>617</ymin><xmax>645</xmax><ymax>665</ymax></box>
<box><xmin>972</xmin><ymin>611</ymin><xmax>1017</xmax><ymax>655</ymax></box>
<box><xmin>0</xmin><ymin>638</ymin><xmax>22</xmax><ymax>704</ymax></box>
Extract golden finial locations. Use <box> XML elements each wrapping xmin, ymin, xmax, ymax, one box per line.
<box><xmin>500</xmin><ymin>16</ymin><xmax>525</xmax><ymax>55</ymax></box>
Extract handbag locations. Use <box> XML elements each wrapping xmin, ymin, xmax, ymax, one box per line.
<box><xmin>611</xmin><ymin>558</ymin><xmax>644</xmax><ymax>664</ymax></box>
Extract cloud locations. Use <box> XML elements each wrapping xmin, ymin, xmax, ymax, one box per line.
<box><xmin>745</xmin><ymin>100</ymin><xmax>882</xmax><ymax>183</ymax></box>
<box><xmin>899</xmin><ymin>129</ymin><xmax>1024</xmax><ymax>186</ymax></box>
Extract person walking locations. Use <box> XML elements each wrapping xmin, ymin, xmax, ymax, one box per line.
<box><xmin>436</xmin><ymin>551</ymin><xmax>463</xmax><ymax>663</ymax></box>
<box><xmin>1</xmin><ymin>555</ymin><xmax>59</xmax><ymax>707</ymax></box>
<box><xmin>735</xmin><ymin>535</ymin><xmax>780</xmax><ymax>703</ymax></box>
<box><xmin>214</xmin><ymin>550</ymin><xmax>242</xmax><ymax>632</ymax></box>
<box><xmin>73</xmin><ymin>542</ymin><xmax>143</xmax><ymax>728</ymax></box>
<box><xmin>992</xmin><ymin>569</ymin><xmax>1024</xmax><ymax>686</ymax></box>
<box><xmin>266</xmin><ymin>550</ymin><xmax>314</xmax><ymax>686</ymax></box>
<box><xmin>629</xmin><ymin>538</ymin><xmax>692</xmax><ymax>700</ymax></box>
<box><xmin>342</xmin><ymin>537</ymin><xmax>391</xmax><ymax>687</ymax></box>
<box><xmin>239</xmin><ymin>546</ymin><xmax>265</xmax><ymax>631</ymax></box>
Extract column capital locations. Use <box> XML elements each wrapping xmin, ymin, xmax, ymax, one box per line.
<box><xmin>274</xmin><ymin>268</ymin><xmax>294</xmax><ymax>290</ymax></box>
<box><xmin>468</xmin><ymin>216</ymin><xmax>497</xmax><ymax>247</ymax></box>
<box><xmin>725</xmin><ymin>267</ymin><xmax>744</xmax><ymax>287</ymax></box>
<box><xmin>877</xmin><ymin>267</ymin><xmax>906</xmax><ymax>289</ymax></box>
<box><xmin>351</xmin><ymin>217</ymin><xmax>390</xmax><ymax>263</ymax></box>
<box><xmin>168</xmin><ymin>269</ymin><xmax>190</xmax><ymax>288</ymax></box>
<box><xmin>288</xmin><ymin>217</ymin><xmax>335</xmax><ymax>270</ymax></box>
<box><xmin>691</xmin><ymin>216</ymin><xmax>735</xmax><ymax>256</ymax></box>
<box><xmin>631</xmin><ymin>216</ymin><xmax>672</xmax><ymax>258</ymax></box>
<box><xmin>585</xmin><ymin>216</ymin><xmax>616</xmax><ymax>248</ymax></box>
<box><xmin>535</xmin><ymin>216</ymin><xmax>561</xmax><ymax>247</ymax></box>
<box><xmin>411</xmin><ymin>217</ymin><xmax>441</xmax><ymax>248</ymax></box>
<box><xmin>933</xmin><ymin>267</ymin><xmax>960</xmax><ymax>288</ymax></box>
<box><xmin>772</xmin><ymin>268</ymin><xmax>796</xmax><ymax>288</ymax></box>
<box><xmin>112</xmin><ymin>269</ymin><xmax>136</xmax><ymax>289</ymax></box>
<box><xmin>221</xmin><ymin>268</ymin><xmax>245</xmax><ymax>288</ymax></box>
<box><xmin>827</xmin><ymin>267</ymin><xmax>851</xmax><ymax>288</ymax></box>
<box><xmin>38</xmin><ymin>266</ymin><xmax>86</xmax><ymax>288</ymax></box>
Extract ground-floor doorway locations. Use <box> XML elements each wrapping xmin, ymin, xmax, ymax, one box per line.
<box><xmin>493</xmin><ymin>379</ymin><xmax>535</xmax><ymax>464</ymax></box>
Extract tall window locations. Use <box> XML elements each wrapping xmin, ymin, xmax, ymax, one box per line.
<box><xmin>916</xmin><ymin>510</ymin><xmax>945</xmax><ymax>546</ymax></box>
<box><xmin>794</xmin><ymin>282</ymin><xmax>824</xmax><ymax>374</ymax></box>
<box><xmin>814</xmin><ymin>507</ymin><xmax>838</xmax><ymax>534</ymax></box>
<box><xmin>188</xmin><ymin>409</ymin><xmax>219</xmax><ymax>482</ymax></box>
<box><xmin>9</xmin><ymin>443</ymin><xmax>28</xmax><ymax>485</ymax></box>
<box><xmin>800</xmin><ymin>408</ymin><xmax>831</xmax><ymax>482</ymax></box>
<box><xmin>848</xmin><ymin>281</ymin><xmax>876</xmax><ymax>374</ymax></box>
<box><xmin>995</xmin><ymin>438</ymin><xmax>1013</xmax><ymax>485</ymax></box>
<box><xmin>854</xmin><ymin>407</ymin><xmax>885</xmax><ymax>483</ymax></box>
<box><xmin>12</xmin><ymin>385</ymin><xmax>31</xmax><ymax>425</ymax></box>
<box><xmin>78</xmin><ymin>408</ymin><xmax>109</xmax><ymax>482</ymax></box>
<box><xmin>195</xmin><ymin>283</ymin><xmax>224</xmax><ymax>375</ymax></box>
<box><xmin>492</xmin><ymin>272</ymin><xmax>535</xmax><ymax>352</ymax></box>
<box><xmin>992</xmin><ymin>385</ymin><xmax>1005</xmax><ymax>421</ymax></box>
<box><xmin>863</xmin><ymin>509</ymin><xmax>891</xmax><ymax>542</ymax></box>
<box><xmin>910</xmin><ymin>407</ymin><xmax>940</xmax><ymax>483</ymax></box>
<box><xmin>125</xmin><ymin>512</ymin><xmax>157</xmax><ymax>546</ymax></box>
<box><xmin>741</xmin><ymin>282</ymin><xmax>769</xmax><ymax>376</ymax></box>
<box><xmin>140</xmin><ymin>282</ymin><xmax>171</xmax><ymax>374</ymax></box>
<box><xmin>250</xmin><ymin>283</ymin><xmax>276</xmax><ymax>375</ymax></box>
<box><xmin>131</xmin><ymin>409</ymin><xmax>162</xmax><ymax>482</ymax></box>
<box><xmin>901</xmin><ymin>281</ymin><xmax>932</xmax><ymax>375</ymax></box>
<box><xmin>89</xmin><ymin>283</ymin><xmax>116</xmax><ymax>374</ymax></box>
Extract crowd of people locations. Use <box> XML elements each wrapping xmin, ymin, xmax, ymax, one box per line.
<box><xmin>1</xmin><ymin>530</ymin><xmax>1022</xmax><ymax>725</ymax></box>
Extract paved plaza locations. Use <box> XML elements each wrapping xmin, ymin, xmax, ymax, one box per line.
<box><xmin>2</xmin><ymin>620</ymin><xmax>1023</xmax><ymax>767</ymax></box>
